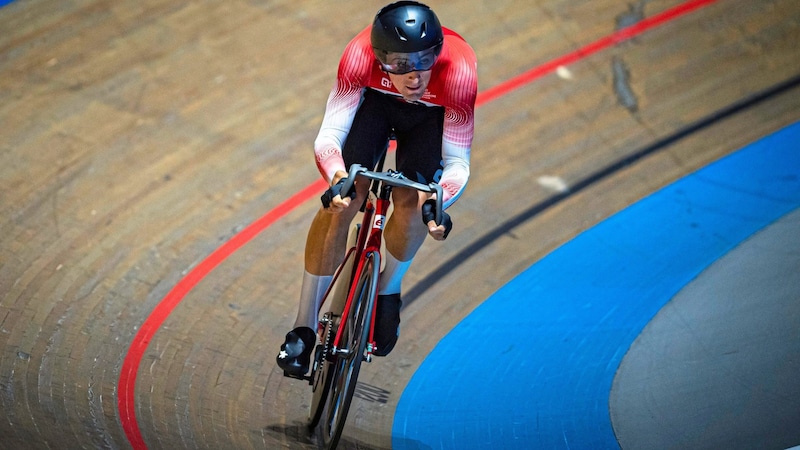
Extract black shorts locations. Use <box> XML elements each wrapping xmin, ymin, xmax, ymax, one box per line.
<box><xmin>342</xmin><ymin>88</ymin><xmax>445</xmax><ymax>185</ymax></box>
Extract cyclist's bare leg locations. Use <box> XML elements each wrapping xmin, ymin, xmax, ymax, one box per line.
<box><xmin>293</xmin><ymin>273</ymin><xmax>332</xmax><ymax>331</ymax></box>
<box><xmin>293</xmin><ymin>181</ymin><xmax>370</xmax><ymax>330</ymax></box>
<box><xmin>385</xmin><ymin>188</ymin><xmax>430</xmax><ymax>258</ymax></box>
<box><xmin>279</xmin><ymin>181</ymin><xmax>371</xmax><ymax>376</ymax></box>
<box><xmin>380</xmin><ymin>188</ymin><xmax>430</xmax><ymax>291</ymax></box>
<box><xmin>366</xmin><ymin>187</ymin><xmax>427</xmax><ymax>356</ymax></box>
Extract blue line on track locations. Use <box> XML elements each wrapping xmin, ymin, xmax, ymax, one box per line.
<box><xmin>0</xmin><ymin>0</ymin><xmax>16</xmax><ymax>8</ymax></box>
<box><xmin>393</xmin><ymin>121</ymin><xmax>800</xmax><ymax>449</ymax></box>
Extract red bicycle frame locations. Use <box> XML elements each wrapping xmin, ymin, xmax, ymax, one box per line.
<box><xmin>329</xmin><ymin>190</ymin><xmax>390</xmax><ymax>359</ymax></box>
<box><xmin>318</xmin><ymin>164</ymin><xmax>443</xmax><ymax>360</ymax></box>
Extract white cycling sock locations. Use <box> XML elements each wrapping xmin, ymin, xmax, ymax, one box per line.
<box><xmin>293</xmin><ymin>271</ymin><xmax>332</xmax><ymax>331</ymax></box>
<box><xmin>378</xmin><ymin>250</ymin><xmax>413</xmax><ymax>296</ymax></box>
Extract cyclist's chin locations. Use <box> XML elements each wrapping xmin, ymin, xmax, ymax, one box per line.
<box><xmin>401</xmin><ymin>90</ymin><xmax>424</xmax><ymax>102</ymax></box>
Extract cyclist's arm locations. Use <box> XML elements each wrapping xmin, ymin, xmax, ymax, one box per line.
<box><xmin>439</xmin><ymin>120</ymin><xmax>472</xmax><ymax>209</ymax></box>
<box><xmin>314</xmin><ymin>28</ymin><xmax>372</xmax><ymax>185</ymax></box>
<box><xmin>439</xmin><ymin>38</ymin><xmax>477</xmax><ymax>209</ymax></box>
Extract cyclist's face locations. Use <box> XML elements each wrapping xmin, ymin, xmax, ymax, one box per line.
<box><xmin>387</xmin><ymin>69</ymin><xmax>432</xmax><ymax>102</ymax></box>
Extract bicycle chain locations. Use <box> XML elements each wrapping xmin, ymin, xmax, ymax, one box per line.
<box><xmin>321</xmin><ymin>313</ymin><xmax>339</xmax><ymax>363</ymax></box>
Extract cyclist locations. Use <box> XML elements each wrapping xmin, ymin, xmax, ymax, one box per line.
<box><xmin>277</xmin><ymin>1</ymin><xmax>477</xmax><ymax>377</ymax></box>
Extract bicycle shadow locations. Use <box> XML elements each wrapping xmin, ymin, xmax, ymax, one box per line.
<box><xmin>261</xmin><ymin>421</ymin><xmax>318</xmax><ymax>449</ymax></box>
<box><xmin>262</xmin><ymin>421</ymin><xmax>433</xmax><ymax>450</ymax></box>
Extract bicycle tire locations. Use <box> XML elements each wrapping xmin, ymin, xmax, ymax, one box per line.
<box><xmin>319</xmin><ymin>251</ymin><xmax>380</xmax><ymax>449</ymax></box>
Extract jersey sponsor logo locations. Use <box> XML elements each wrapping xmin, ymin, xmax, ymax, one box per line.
<box><xmin>380</xmin><ymin>77</ymin><xmax>437</xmax><ymax>101</ymax></box>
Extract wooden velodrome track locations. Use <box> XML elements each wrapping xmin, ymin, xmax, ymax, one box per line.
<box><xmin>1</xmin><ymin>0</ymin><xmax>799</xmax><ymax>448</ymax></box>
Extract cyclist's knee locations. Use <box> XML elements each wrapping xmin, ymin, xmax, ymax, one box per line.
<box><xmin>391</xmin><ymin>188</ymin><xmax>424</xmax><ymax>212</ymax></box>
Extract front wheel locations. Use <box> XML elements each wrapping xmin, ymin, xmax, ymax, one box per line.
<box><xmin>318</xmin><ymin>252</ymin><xmax>380</xmax><ymax>449</ymax></box>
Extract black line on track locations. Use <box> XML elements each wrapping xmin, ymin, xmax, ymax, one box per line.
<box><xmin>404</xmin><ymin>72</ymin><xmax>800</xmax><ymax>306</ymax></box>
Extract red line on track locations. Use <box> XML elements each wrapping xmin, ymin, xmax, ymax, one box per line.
<box><xmin>117</xmin><ymin>0</ymin><xmax>718</xmax><ymax>447</ymax></box>
<box><xmin>117</xmin><ymin>179</ymin><xmax>328</xmax><ymax>449</ymax></box>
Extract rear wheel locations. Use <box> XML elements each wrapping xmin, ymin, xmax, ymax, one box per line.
<box><xmin>318</xmin><ymin>252</ymin><xmax>379</xmax><ymax>449</ymax></box>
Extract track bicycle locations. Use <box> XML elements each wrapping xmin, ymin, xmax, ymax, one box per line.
<box><xmin>287</xmin><ymin>163</ymin><xmax>443</xmax><ymax>449</ymax></box>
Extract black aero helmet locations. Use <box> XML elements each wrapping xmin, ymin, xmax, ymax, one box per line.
<box><xmin>371</xmin><ymin>1</ymin><xmax>444</xmax><ymax>74</ymax></box>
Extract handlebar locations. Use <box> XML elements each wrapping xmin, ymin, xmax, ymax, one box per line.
<box><xmin>340</xmin><ymin>164</ymin><xmax>444</xmax><ymax>226</ymax></box>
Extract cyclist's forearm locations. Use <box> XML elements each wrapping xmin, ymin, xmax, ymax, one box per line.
<box><xmin>314</xmin><ymin>144</ymin><xmax>347</xmax><ymax>184</ymax></box>
<box><xmin>439</xmin><ymin>144</ymin><xmax>471</xmax><ymax>208</ymax></box>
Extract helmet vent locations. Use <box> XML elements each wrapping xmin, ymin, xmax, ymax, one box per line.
<box><xmin>420</xmin><ymin>22</ymin><xmax>427</xmax><ymax>38</ymax></box>
<box><xmin>394</xmin><ymin>26</ymin><xmax>409</xmax><ymax>41</ymax></box>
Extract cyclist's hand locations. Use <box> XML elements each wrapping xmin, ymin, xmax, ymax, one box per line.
<box><xmin>321</xmin><ymin>177</ymin><xmax>356</xmax><ymax>212</ymax></box>
<box><xmin>421</xmin><ymin>199</ymin><xmax>452</xmax><ymax>240</ymax></box>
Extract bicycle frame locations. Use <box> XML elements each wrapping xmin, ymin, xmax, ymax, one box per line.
<box><xmin>308</xmin><ymin>164</ymin><xmax>444</xmax><ymax>446</ymax></box>
<box><xmin>322</xmin><ymin>165</ymin><xmax>443</xmax><ymax>359</ymax></box>
<box><xmin>329</xmin><ymin>191</ymin><xmax>385</xmax><ymax>360</ymax></box>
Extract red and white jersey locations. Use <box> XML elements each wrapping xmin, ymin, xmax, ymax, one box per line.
<box><xmin>314</xmin><ymin>26</ymin><xmax>478</xmax><ymax>208</ymax></box>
